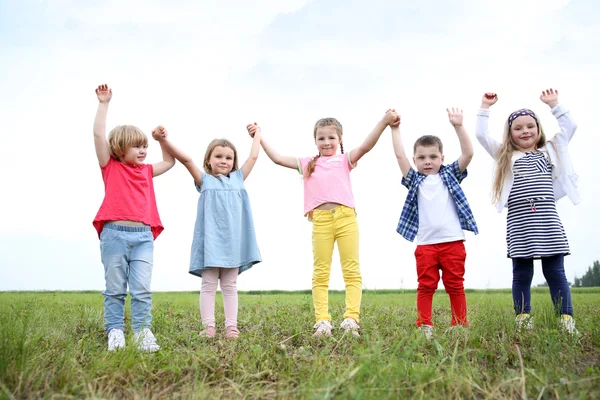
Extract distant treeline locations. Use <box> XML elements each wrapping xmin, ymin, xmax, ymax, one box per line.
<box><xmin>573</xmin><ymin>260</ymin><xmax>600</xmax><ymax>287</ymax></box>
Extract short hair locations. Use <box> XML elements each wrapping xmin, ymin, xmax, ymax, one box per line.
<box><xmin>107</xmin><ymin>125</ymin><xmax>148</xmax><ymax>159</ymax></box>
<box><xmin>203</xmin><ymin>138</ymin><xmax>239</xmax><ymax>176</ymax></box>
<box><xmin>413</xmin><ymin>135</ymin><xmax>443</xmax><ymax>154</ymax></box>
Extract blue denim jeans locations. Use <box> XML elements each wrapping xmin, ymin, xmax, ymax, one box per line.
<box><xmin>512</xmin><ymin>254</ymin><xmax>573</xmax><ymax>316</ymax></box>
<box><xmin>100</xmin><ymin>223</ymin><xmax>154</xmax><ymax>332</ymax></box>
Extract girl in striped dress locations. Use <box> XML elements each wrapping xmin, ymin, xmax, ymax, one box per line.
<box><xmin>476</xmin><ymin>88</ymin><xmax>579</xmax><ymax>333</ymax></box>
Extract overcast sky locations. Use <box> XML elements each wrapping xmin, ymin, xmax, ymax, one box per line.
<box><xmin>1</xmin><ymin>0</ymin><xmax>598</xmax><ymax>292</ymax></box>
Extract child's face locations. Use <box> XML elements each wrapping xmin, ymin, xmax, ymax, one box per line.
<box><xmin>413</xmin><ymin>145</ymin><xmax>444</xmax><ymax>175</ymax></box>
<box><xmin>510</xmin><ymin>115</ymin><xmax>539</xmax><ymax>152</ymax></box>
<box><xmin>315</xmin><ymin>126</ymin><xmax>341</xmax><ymax>157</ymax></box>
<box><xmin>209</xmin><ymin>145</ymin><xmax>235</xmax><ymax>175</ymax></box>
<box><xmin>120</xmin><ymin>144</ymin><xmax>148</xmax><ymax>166</ymax></box>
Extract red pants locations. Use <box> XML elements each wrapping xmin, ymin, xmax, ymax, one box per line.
<box><xmin>415</xmin><ymin>240</ymin><xmax>468</xmax><ymax>327</ymax></box>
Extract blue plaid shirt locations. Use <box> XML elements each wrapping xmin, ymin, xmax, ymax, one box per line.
<box><xmin>396</xmin><ymin>160</ymin><xmax>478</xmax><ymax>242</ymax></box>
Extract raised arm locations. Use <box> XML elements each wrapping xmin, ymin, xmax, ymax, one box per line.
<box><xmin>240</xmin><ymin>123</ymin><xmax>262</xmax><ymax>180</ymax></box>
<box><xmin>447</xmin><ymin>108</ymin><xmax>473</xmax><ymax>172</ymax></box>
<box><xmin>247</xmin><ymin>124</ymin><xmax>297</xmax><ymax>170</ymax></box>
<box><xmin>349</xmin><ymin>109</ymin><xmax>398</xmax><ymax>165</ymax></box>
<box><xmin>152</xmin><ymin>129</ymin><xmax>203</xmax><ymax>186</ymax></box>
<box><xmin>475</xmin><ymin>92</ymin><xmax>501</xmax><ymax>159</ymax></box>
<box><xmin>150</xmin><ymin>126</ymin><xmax>176</xmax><ymax>177</ymax></box>
<box><xmin>390</xmin><ymin>114</ymin><xmax>411</xmax><ymax>178</ymax></box>
<box><xmin>540</xmin><ymin>88</ymin><xmax>577</xmax><ymax>145</ymax></box>
<box><xmin>93</xmin><ymin>84</ymin><xmax>112</xmax><ymax>167</ymax></box>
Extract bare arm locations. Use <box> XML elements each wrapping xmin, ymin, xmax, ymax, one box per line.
<box><xmin>152</xmin><ymin>129</ymin><xmax>203</xmax><ymax>186</ymax></box>
<box><xmin>93</xmin><ymin>84</ymin><xmax>112</xmax><ymax>167</ymax></box>
<box><xmin>447</xmin><ymin>108</ymin><xmax>473</xmax><ymax>172</ymax></box>
<box><xmin>240</xmin><ymin>123</ymin><xmax>262</xmax><ymax>180</ymax></box>
<box><xmin>349</xmin><ymin>109</ymin><xmax>398</xmax><ymax>165</ymax></box>
<box><xmin>390</xmin><ymin>119</ymin><xmax>411</xmax><ymax>178</ymax></box>
<box><xmin>151</xmin><ymin>126</ymin><xmax>176</xmax><ymax>177</ymax></box>
<box><xmin>246</xmin><ymin>124</ymin><xmax>297</xmax><ymax>169</ymax></box>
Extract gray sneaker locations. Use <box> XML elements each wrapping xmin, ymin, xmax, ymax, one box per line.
<box><xmin>134</xmin><ymin>328</ymin><xmax>161</xmax><ymax>352</ymax></box>
<box><xmin>418</xmin><ymin>325</ymin><xmax>434</xmax><ymax>340</ymax></box>
<box><xmin>340</xmin><ymin>318</ymin><xmax>360</xmax><ymax>338</ymax></box>
<box><xmin>107</xmin><ymin>328</ymin><xmax>126</xmax><ymax>351</ymax></box>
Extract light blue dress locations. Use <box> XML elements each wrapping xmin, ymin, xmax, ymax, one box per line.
<box><xmin>189</xmin><ymin>169</ymin><xmax>261</xmax><ymax>277</ymax></box>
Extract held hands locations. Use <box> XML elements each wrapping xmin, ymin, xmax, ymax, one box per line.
<box><xmin>480</xmin><ymin>92</ymin><xmax>498</xmax><ymax>109</ymax></box>
<box><xmin>540</xmin><ymin>88</ymin><xmax>559</xmax><ymax>108</ymax></box>
<box><xmin>246</xmin><ymin>122</ymin><xmax>261</xmax><ymax>138</ymax></box>
<box><xmin>152</xmin><ymin>125</ymin><xmax>168</xmax><ymax>142</ymax></box>
<box><xmin>447</xmin><ymin>108</ymin><xmax>463</xmax><ymax>127</ymax></box>
<box><xmin>95</xmin><ymin>84</ymin><xmax>112</xmax><ymax>103</ymax></box>
<box><xmin>385</xmin><ymin>109</ymin><xmax>401</xmax><ymax>127</ymax></box>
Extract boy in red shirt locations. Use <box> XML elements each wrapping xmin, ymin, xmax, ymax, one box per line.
<box><xmin>92</xmin><ymin>84</ymin><xmax>174</xmax><ymax>351</ymax></box>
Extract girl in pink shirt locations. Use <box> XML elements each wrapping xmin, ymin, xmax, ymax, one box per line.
<box><xmin>248</xmin><ymin>110</ymin><xmax>398</xmax><ymax>337</ymax></box>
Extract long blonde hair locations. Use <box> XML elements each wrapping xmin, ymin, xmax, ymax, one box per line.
<box><xmin>304</xmin><ymin>118</ymin><xmax>344</xmax><ymax>179</ymax></box>
<box><xmin>492</xmin><ymin>112</ymin><xmax>546</xmax><ymax>203</ymax></box>
<box><xmin>203</xmin><ymin>139</ymin><xmax>239</xmax><ymax>177</ymax></box>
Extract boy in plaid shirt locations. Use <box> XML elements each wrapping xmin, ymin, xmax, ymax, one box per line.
<box><xmin>391</xmin><ymin>108</ymin><xmax>478</xmax><ymax>339</ymax></box>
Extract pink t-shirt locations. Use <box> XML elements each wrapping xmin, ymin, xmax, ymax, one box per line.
<box><xmin>297</xmin><ymin>153</ymin><xmax>356</xmax><ymax>215</ymax></box>
<box><xmin>93</xmin><ymin>157</ymin><xmax>164</xmax><ymax>239</ymax></box>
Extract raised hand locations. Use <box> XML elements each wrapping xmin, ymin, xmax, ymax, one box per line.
<box><xmin>152</xmin><ymin>125</ymin><xmax>168</xmax><ymax>141</ymax></box>
<box><xmin>384</xmin><ymin>109</ymin><xmax>400</xmax><ymax>126</ymax></box>
<box><xmin>447</xmin><ymin>107</ymin><xmax>463</xmax><ymax>127</ymax></box>
<box><xmin>540</xmin><ymin>88</ymin><xmax>559</xmax><ymax>108</ymax></box>
<box><xmin>246</xmin><ymin>122</ymin><xmax>260</xmax><ymax>138</ymax></box>
<box><xmin>480</xmin><ymin>92</ymin><xmax>498</xmax><ymax>109</ymax></box>
<box><xmin>95</xmin><ymin>84</ymin><xmax>112</xmax><ymax>103</ymax></box>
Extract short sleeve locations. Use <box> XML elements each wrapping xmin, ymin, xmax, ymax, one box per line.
<box><xmin>195</xmin><ymin>173</ymin><xmax>208</xmax><ymax>192</ymax></box>
<box><xmin>447</xmin><ymin>160</ymin><xmax>467</xmax><ymax>183</ymax></box>
<box><xmin>401</xmin><ymin>168</ymin><xmax>417</xmax><ymax>189</ymax></box>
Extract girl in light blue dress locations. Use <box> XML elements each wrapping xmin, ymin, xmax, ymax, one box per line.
<box><xmin>153</xmin><ymin>125</ymin><xmax>262</xmax><ymax>339</ymax></box>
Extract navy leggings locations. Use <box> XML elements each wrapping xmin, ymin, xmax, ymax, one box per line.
<box><xmin>512</xmin><ymin>254</ymin><xmax>573</xmax><ymax>316</ymax></box>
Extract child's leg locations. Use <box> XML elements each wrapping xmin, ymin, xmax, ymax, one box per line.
<box><xmin>219</xmin><ymin>268</ymin><xmax>239</xmax><ymax>328</ymax></box>
<box><xmin>415</xmin><ymin>244</ymin><xmax>440</xmax><ymax>327</ymax></box>
<box><xmin>200</xmin><ymin>268</ymin><xmax>219</xmax><ymax>327</ymax></box>
<box><xmin>541</xmin><ymin>254</ymin><xmax>573</xmax><ymax>316</ymax></box>
<box><xmin>100</xmin><ymin>226</ymin><xmax>129</xmax><ymax>332</ymax></box>
<box><xmin>512</xmin><ymin>258</ymin><xmax>534</xmax><ymax>315</ymax></box>
<box><xmin>312</xmin><ymin>210</ymin><xmax>336</xmax><ymax>322</ymax></box>
<box><xmin>336</xmin><ymin>207</ymin><xmax>361</xmax><ymax>322</ymax></box>
<box><xmin>128</xmin><ymin>230</ymin><xmax>155</xmax><ymax>332</ymax></box>
<box><xmin>439</xmin><ymin>241</ymin><xmax>468</xmax><ymax>326</ymax></box>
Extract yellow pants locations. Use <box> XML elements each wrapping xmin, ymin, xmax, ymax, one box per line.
<box><xmin>311</xmin><ymin>205</ymin><xmax>362</xmax><ymax>323</ymax></box>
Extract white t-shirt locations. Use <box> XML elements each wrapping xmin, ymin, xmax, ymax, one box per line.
<box><xmin>416</xmin><ymin>173</ymin><xmax>465</xmax><ymax>245</ymax></box>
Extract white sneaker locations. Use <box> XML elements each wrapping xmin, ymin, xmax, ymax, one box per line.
<box><xmin>560</xmin><ymin>315</ymin><xmax>578</xmax><ymax>335</ymax></box>
<box><xmin>418</xmin><ymin>325</ymin><xmax>433</xmax><ymax>340</ymax></box>
<box><xmin>107</xmin><ymin>328</ymin><xmax>126</xmax><ymax>351</ymax></box>
<box><xmin>313</xmin><ymin>320</ymin><xmax>333</xmax><ymax>337</ymax></box>
<box><xmin>340</xmin><ymin>318</ymin><xmax>360</xmax><ymax>338</ymax></box>
<box><xmin>515</xmin><ymin>314</ymin><xmax>533</xmax><ymax>332</ymax></box>
<box><xmin>134</xmin><ymin>328</ymin><xmax>161</xmax><ymax>352</ymax></box>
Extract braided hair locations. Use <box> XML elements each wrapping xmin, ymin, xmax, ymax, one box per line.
<box><xmin>304</xmin><ymin>118</ymin><xmax>344</xmax><ymax>179</ymax></box>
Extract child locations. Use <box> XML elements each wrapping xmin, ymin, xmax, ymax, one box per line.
<box><xmin>476</xmin><ymin>89</ymin><xmax>578</xmax><ymax>333</ymax></box>
<box><xmin>392</xmin><ymin>108</ymin><xmax>478</xmax><ymax>339</ymax></box>
<box><xmin>92</xmin><ymin>84</ymin><xmax>175</xmax><ymax>351</ymax></box>
<box><xmin>152</xmin><ymin>124</ymin><xmax>262</xmax><ymax>339</ymax></box>
<box><xmin>248</xmin><ymin>111</ymin><xmax>398</xmax><ymax>337</ymax></box>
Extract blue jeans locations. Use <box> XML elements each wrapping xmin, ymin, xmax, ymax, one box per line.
<box><xmin>100</xmin><ymin>223</ymin><xmax>154</xmax><ymax>332</ymax></box>
<box><xmin>512</xmin><ymin>254</ymin><xmax>573</xmax><ymax>316</ymax></box>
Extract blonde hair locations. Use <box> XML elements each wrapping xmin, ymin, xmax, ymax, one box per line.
<box><xmin>492</xmin><ymin>112</ymin><xmax>547</xmax><ymax>203</ymax></box>
<box><xmin>203</xmin><ymin>139</ymin><xmax>239</xmax><ymax>176</ymax></box>
<box><xmin>108</xmin><ymin>125</ymin><xmax>148</xmax><ymax>159</ymax></box>
<box><xmin>304</xmin><ymin>118</ymin><xmax>344</xmax><ymax>179</ymax></box>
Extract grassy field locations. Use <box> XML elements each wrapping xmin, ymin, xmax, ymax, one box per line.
<box><xmin>1</xmin><ymin>289</ymin><xmax>599</xmax><ymax>399</ymax></box>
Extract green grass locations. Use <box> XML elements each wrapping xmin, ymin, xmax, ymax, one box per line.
<box><xmin>1</xmin><ymin>289</ymin><xmax>599</xmax><ymax>399</ymax></box>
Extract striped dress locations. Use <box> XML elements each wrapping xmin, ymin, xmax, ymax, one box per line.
<box><xmin>506</xmin><ymin>152</ymin><xmax>570</xmax><ymax>259</ymax></box>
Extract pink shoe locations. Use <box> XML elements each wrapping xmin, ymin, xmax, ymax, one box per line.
<box><xmin>199</xmin><ymin>326</ymin><xmax>216</xmax><ymax>338</ymax></box>
<box><xmin>225</xmin><ymin>326</ymin><xmax>240</xmax><ymax>339</ymax></box>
